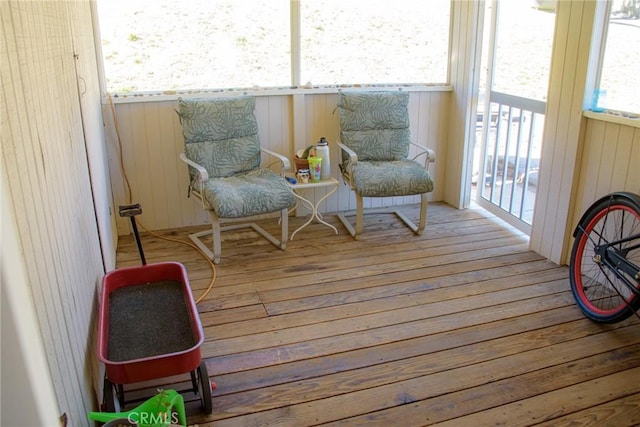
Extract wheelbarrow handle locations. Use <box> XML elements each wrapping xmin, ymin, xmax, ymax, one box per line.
<box><xmin>118</xmin><ymin>204</ymin><xmax>146</xmax><ymax>265</ymax></box>
<box><xmin>119</xmin><ymin>204</ymin><xmax>143</xmax><ymax>217</ymax></box>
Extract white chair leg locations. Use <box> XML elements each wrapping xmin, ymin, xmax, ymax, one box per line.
<box><xmin>280</xmin><ymin>207</ymin><xmax>288</xmax><ymax>249</ymax></box>
<box><xmin>187</xmin><ymin>211</ymin><xmax>222</xmax><ymax>264</ymax></box>
<box><xmin>417</xmin><ymin>193</ymin><xmax>428</xmax><ymax>235</ymax></box>
<box><xmin>338</xmin><ymin>193</ymin><xmax>428</xmax><ymax>239</ymax></box>
<box><xmin>188</xmin><ymin>227</ymin><xmax>217</xmax><ymax>264</ymax></box>
<box><xmin>355</xmin><ymin>194</ymin><xmax>364</xmax><ymax>240</ymax></box>
<box><xmin>336</xmin><ymin>198</ymin><xmax>363</xmax><ymax>239</ymax></box>
<box><xmin>394</xmin><ymin>195</ymin><xmax>427</xmax><ymax>235</ymax></box>
<box><xmin>337</xmin><ymin>211</ymin><xmax>356</xmax><ymax>238</ymax></box>
<box><xmin>211</xmin><ymin>213</ymin><xmax>222</xmax><ymax>264</ymax></box>
<box><xmin>190</xmin><ymin>209</ymin><xmax>289</xmax><ymax>263</ymax></box>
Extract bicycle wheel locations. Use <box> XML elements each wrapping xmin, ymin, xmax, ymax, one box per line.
<box><xmin>570</xmin><ymin>192</ymin><xmax>640</xmax><ymax>323</ymax></box>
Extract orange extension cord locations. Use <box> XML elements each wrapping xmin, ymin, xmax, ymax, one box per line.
<box><xmin>107</xmin><ymin>93</ymin><xmax>216</xmax><ymax>304</ymax></box>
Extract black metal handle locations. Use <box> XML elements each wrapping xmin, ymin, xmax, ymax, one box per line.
<box><xmin>118</xmin><ymin>204</ymin><xmax>143</xmax><ymax>217</ymax></box>
<box><xmin>118</xmin><ymin>204</ymin><xmax>146</xmax><ymax>265</ymax></box>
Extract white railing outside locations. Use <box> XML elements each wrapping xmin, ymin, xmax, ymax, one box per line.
<box><xmin>477</xmin><ymin>91</ymin><xmax>546</xmax><ymax>234</ymax></box>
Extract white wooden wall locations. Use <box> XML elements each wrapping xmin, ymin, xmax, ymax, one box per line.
<box><xmin>530</xmin><ymin>0</ymin><xmax>597</xmax><ymax>264</ymax></box>
<box><xmin>568</xmin><ymin>118</ymin><xmax>640</xmax><ymax>259</ymax></box>
<box><xmin>446</xmin><ymin>0</ymin><xmax>485</xmax><ymax>209</ymax></box>
<box><xmin>68</xmin><ymin>0</ymin><xmax>118</xmax><ymax>271</ymax></box>
<box><xmin>108</xmin><ymin>91</ymin><xmax>449</xmax><ymax>234</ymax></box>
<box><xmin>1</xmin><ymin>1</ymin><xmax>105</xmax><ymax>424</ymax></box>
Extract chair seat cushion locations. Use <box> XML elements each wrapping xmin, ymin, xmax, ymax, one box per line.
<box><xmin>201</xmin><ymin>169</ymin><xmax>295</xmax><ymax>218</ymax></box>
<box><xmin>352</xmin><ymin>160</ymin><xmax>434</xmax><ymax>197</ymax></box>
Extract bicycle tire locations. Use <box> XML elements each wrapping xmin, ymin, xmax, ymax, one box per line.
<box><xmin>569</xmin><ymin>192</ymin><xmax>640</xmax><ymax>323</ymax></box>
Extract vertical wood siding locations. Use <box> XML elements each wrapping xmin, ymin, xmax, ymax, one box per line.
<box><xmin>529</xmin><ymin>0</ymin><xmax>596</xmax><ymax>264</ymax></box>
<box><xmin>446</xmin><ymin>0</ymin><xmax>484</xmax><ymax>208</ymax></box>
<box><xmin>568</xmin><ymin>119</ymin><xmax>640</xmax><ymax>260</ymax></box>
<box><xmin>1</xmin><ymin>1</ymin><xmax>104</xmax><ymax>423</ymax></box>
<box><xmin>68</xmin><ymin>0</ymin><xmax>116</xmax><ymax>272</ymax></box>
<box><xmin>109</xmin><ymin>91</ymin><xmax>449</xmax><ymax>234</ymax></box>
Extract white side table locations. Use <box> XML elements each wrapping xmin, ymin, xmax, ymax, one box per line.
<box><xmin>287</xmin><ymin>176</ymin><xmax>339</xmax><ymax>240</ymax></box>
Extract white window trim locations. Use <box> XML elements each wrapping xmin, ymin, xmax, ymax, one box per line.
<box><xmin>104</xmin><ymin>84</ymin><xmax>454</xmax><ymax>104</ymax></box>
<box><xmin>583</xmin><ymin>0</ymin><xmax>611</xmax><ymax>111</ymax></box>
<box><xmin>583</xmin><ymin>110</ymin><xmax>640</xmax><ymax>129</ymax></box>
<box><xmin>291</xmin><ymin>0</ymin><xmax>301</xmax><ymax>87</ymax></box>
<box><xmin>584</xmin><ymin>0</ymin><xmax>639</xmax><ymax>119</ymax></box>
<box><xmin>93</xmin><ymin>0</ymin><xmax>453</xmax><ymax>102</ymax></box>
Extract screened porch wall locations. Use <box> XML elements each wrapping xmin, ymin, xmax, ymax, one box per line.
<box><xmin>107</xmin><ymin>91</ymin><xmax>450</xmax><ymax>235</ymax></box>
<box><xmin>567</xmin><ymin>117</ymin><xmax>640</xmax><ymax>261</ymax></box>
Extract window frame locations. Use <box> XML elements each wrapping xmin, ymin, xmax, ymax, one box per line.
<box><xmin>584</xmin><ymin>0</ymin><xmax>640</xmax><ymax>119</ymax></box>
<box><xmin>93</xmin><ymin>0</ymin><xmax>453</xmax><ymax>100</ymax></box>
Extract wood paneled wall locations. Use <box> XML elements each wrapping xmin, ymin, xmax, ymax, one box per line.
<box><xmin>446</xmin><ymin>0</ymin><xmax>484</xmax><ymax>209</ymax></box>
<box><xmin>530</xmin><ymin>0</ymin><xmax>596</xmax><ymax>265</ymax></box>
<box><xmin>108</xmin><ymin>91</ymin><xmax>450</xmax><ymax>234</ymax></box>
<box><xmin>507</xmin><ymin>1</ymin><xmax>639</xmax><ymax>265</ymax></box>
<box><xmin>568</xmin><ymin>118</ymin><xmax>640</xmax><ymax>259</ymax></box>
<box><xmin>1</xmin><ymin>1</ymin><xmax>105</xmax><ymax>423</ymax></box>
<box><xmin>68</xmin><ymin>0</ymin><xmax>117</xmax><ymax>271</ymax></box>
<box><xmin>577</xmin><ymin>119</ymin><xmax>640</xmax><ymax>200</ymax></box>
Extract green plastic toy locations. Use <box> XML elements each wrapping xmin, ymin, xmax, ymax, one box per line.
<box><xmin>87</xmin><ymin>389</ymin><xmax>186</xmax><ymax>427</ymax></box>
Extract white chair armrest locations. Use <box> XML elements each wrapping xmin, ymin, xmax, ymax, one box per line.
<box><xmin>336</xmin><ymin>141</ymin><xmax>358</xmax><ymax>187</ymax></box>
<box><xmin>179</xmin><ymin>153</ymin><xmax>209</xmax><ymax>182</ymax></box>
<box><xmin>336</xmin><ymin>141</ymin><xmax>358</xmax><ymax>165</ymax></box>
<box><xmin>179</xmin><ymin>153</ymin><xmax>210</xmax><ymax>209</ymax></box>
<box><xmin>261</xmin><ymin>147</ymin><xmax>291</xmax><ymax>175</ymax></box>
<box><xmin>409</xmin><ymin>142</ymin><xmax>436</xmax><ymax>166</ymax></box>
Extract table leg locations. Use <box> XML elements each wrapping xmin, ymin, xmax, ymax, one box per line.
<box><xmin>290</xmin><ymin>185</ymin><xmax>339</xmax><ymax>240</ymax></box>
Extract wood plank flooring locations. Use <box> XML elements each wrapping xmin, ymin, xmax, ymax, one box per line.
<box><xmin>114</xmin><ymin>202</ymin><xmax>640</xmax><ymax>426</ymax></box>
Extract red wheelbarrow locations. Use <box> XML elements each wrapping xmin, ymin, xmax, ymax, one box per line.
<box><xmin>96</xmin><ymin>205</ymin><xmax>214</xmax><ymax>415</ymax></box>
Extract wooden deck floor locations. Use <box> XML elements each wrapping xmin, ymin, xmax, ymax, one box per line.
<box><xmin>115</xmin><ymin>202</ymin><xmax>640</xmax><ymax>426</ymax></box>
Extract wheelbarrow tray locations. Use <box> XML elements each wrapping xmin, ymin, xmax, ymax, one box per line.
<box><xmin>97</xmin><ymin>262</ymin><xmax>204</xmax><ymax>385</ymax></box>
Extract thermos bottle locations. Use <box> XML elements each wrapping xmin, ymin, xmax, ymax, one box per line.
<box><xmin>316</xmin><ymin>137</ymin><xmax>331</xmax><ymax>180</ymax></box>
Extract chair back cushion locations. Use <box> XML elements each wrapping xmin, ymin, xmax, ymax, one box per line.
<box><xmin>177</xmin><ymin>96</ymin><xmax>260</xmax><ymax>178</ymax></box>
<box><xmin>339</xmin><ymin>91</ymin><xmax>411</xmax><ymax>162</ymax></box>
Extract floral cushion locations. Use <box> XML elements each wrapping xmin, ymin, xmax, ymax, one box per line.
<box><xmin>339</xmin><ymin>91</ymin><xmax>411</xmax><ymax>162</ymax></box>
<box><xmin>177</xmin><ymin>96</ymin><xmax>295</xmax><ymax>218</ymax></box>
<box><xmin>177</xmin><ymin>96</ymin><xmax>261</xmax><ymax>178</ymax></box>
<box><xmin>201</xmin><ymin>169</ymin><xmax>295</xmax><ymax>218</ymax></box>
<box><xmin>337</xmin><ymin>91</ymin><xmax>434</xmax><ymax>198</ymax></box>
<box><xmin>352</xmin><ymin>160</ymin><xmax>434</xmax><ymax>197</ymax></box>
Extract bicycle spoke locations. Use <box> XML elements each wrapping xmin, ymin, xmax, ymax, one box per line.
<box><xmin>570</xmin><ymin>193</ymin><xmax>640</xmax><ymax>323</ymax></box>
